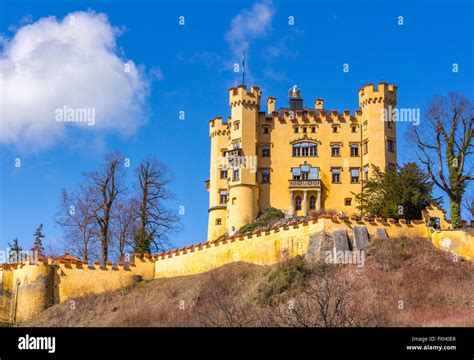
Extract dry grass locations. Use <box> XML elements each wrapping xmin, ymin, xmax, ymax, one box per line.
<box><xmin>22</xmin><ymin>236</ymin><xmax>474</xmax><ymax>327</ymax></box>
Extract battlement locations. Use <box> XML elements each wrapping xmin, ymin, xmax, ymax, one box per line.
<box><xmin>154</xmin><ymin>215</ymin><xmax>429</xmax><ymax>263</ymax></box>
<box><xmin>267</xmin><ymin>108</ymin><xmax>359</xmax><ymax>124</ymax></box>
<box><xmin>359</xmin><ymin>82</ymin><xmax>397</xmax><ymax>107</ymax></box>
<box><xmin>209</xmin><ymin>116</ymin><xmax>229</xmax><ymax>137</ymax></box>
<box><xmin>1</xmin><ymin>205</ymin><xmax>471</xmax><ymax>324</ymax></box>
<box><xmin>229</xmin><ymin>85</ymin><xmax>262</xmax><ymax>108</ymax></box>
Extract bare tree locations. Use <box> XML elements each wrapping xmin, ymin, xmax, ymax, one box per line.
<box><xmin>260</xmin><ymin>265</ymin><xmax>383</xmax><ymax>327</ymax></box>
<box><xmin>409</xmin><ymin>93</ymin><xmax>473</xmax><ymax>228</ymax></box>
<box><xmin>134</xmin><ymin>158</ymin><xmax>177</xmax><ymax>254</ymax></box>
<box><xmin>194</xmin><ymin>273</ymin><xmax>257</xmax><ymax>327</ymax></box>
<box><xmin>85</xmin><ymin>153</ymin><xmax>124</xmax><ymax>263</ymax></box>
<box><xmin>111</xmin><ymin>198</ymin><xmax>138</xmax><ymax>260</ymax></box>
<box><xmin>55</xmin><ymin>187</ymin><xmax>99</xmax><ymax>260</ymax></box>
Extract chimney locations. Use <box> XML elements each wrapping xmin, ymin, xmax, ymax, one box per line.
<box><xmin>315</xmin><ymin>98</ymin><xmax>324</xmax><ymax>110</ymax></box>
<box><xmin>267</xmin><ymin>97</ymin><xmax>276</xmax><ymax>114</ymax></box>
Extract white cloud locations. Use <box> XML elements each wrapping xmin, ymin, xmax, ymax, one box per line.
<box><xmin>149</xmin><ymin>66</ymin><xmax>164</xmax><ymax>81</ymax></box>
<box><xmin>0</xmin><ymin>11</ymin><xmax>150</xmax><ymax>151</ymax></box>
<box><xmin>225</xmin><ymin>0</ymin><xmax>275</xmax><ymax>58</ymax></box>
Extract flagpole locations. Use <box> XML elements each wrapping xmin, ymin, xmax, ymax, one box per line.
<box><xmin>242</xmin><ymin>51</ymin><xmax>245</xmax><ymax>85</ymax></box>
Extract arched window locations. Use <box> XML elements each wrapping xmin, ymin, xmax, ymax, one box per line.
<box><xmin>295</xmin><ymin>196</ymin><xmax>302</xmax><ymax>211</ymax></box>
<box><xmin>350</xmin><ymin>144</ymin><xmax>359</xmax><ymax>157</ymax></box>
<box><xmin>293</xmin><ymin>142</ymin><xmax>317</xmax><ymax>157</ymax></box>
<box><xmin>262</xmin><ymin>145</ymin><xmax>271</xmax><ymax>157</ymax></box>
<box><xmin>292</xmin><ymin>143</ymin><xmax>301</xmax><ymax>157</ymax></box>
<box><xmin>301</xmin><ymin>142</ymin><xmax>309</xmax><ymax>156</ymax></box>
<box><xmin>309</xmin><ymin>195</ymin><xmax>316</xmax><ymax>210</ymax></box>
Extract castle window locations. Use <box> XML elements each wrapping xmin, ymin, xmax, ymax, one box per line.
<box><xmin>350</xmin><ymin>144</ymin><xmax>359</xmax><ymax>157</ymax></box>
<box><xmin>219</xmin><ymin>190</ymin><xmax>228</xmax><ymax>204</ymax></box>
<box><xmin>300</xmin><ymin>164</ymin><xmax>310</xmax><ymax>180</ymax></box>
<box><xmin>293</xmin><ymin>142</ymin><xmax>318</xmax><ymax>157</ymax></box>
<box><xmin>387</xmin><ymin>163</ymin><xmax>396</xmax><ymax>171</ymax></box>
<box><xmin>387</xmin><ymin>139</ymin><xmax>395</xmax><ymax>153</ymax></box>
<box><xmin>309</xmin><ymin>167</ymin><xmax>319</xmax><ymax>180</ymax></box>
<box><xmin>331</xmin><ymin>144</ymin><xmax>340</xmax><ymax>157</ymax></box>
<box><xmin>350</xmin><ymin>168</ymin><xmax>360</xmax><ymax>183</ymax></box>
<box><xmin>262</xmin><ymin>145</ymin><xmax>271</xmax><ymax>157</ymax></box>
<box><xmin>331</xmin><ymin>168</ymin><xmax>341</xmax><ymax>183</ymax></box>
<box><xmin>363</xmin><ymin>121</ymin><xmax>368</xmax><ymax>131</ymax></box>
<box><xmin>303</xmin><ymin>127</ymin><xmax>307</xmax><ymax>133</ymax></box>
<box><xmin>220</xmin><ymin>168</ymin><xmax>228</xmax><ymax>179</ymax></box>
<box><xmin>351</xmin><ymin>125</ymin><xmax>357</xmax><ymax>133</ymax></box>
<box><xmin>387</xmin><ymin>121</ymin><xmax>393</xmax><ymax>129</ymax></box>
<box><xmin>345</xmin><ymin>198</ymin><xmax>352</xmax><ymax>206</ymax></box>
<box><xmin>363</xmin><ymin>141</ymin><xmax>368</xmax><ymax>155</ymax></box>
<box><xmin>309</xmin><ymin>196</ymin><xmax>316</xmax><ymax>210</ymax></box>
<box><xmin>292</xmin><ymin>143</ymin><xmax>301</xmax><ymax>157</ymax></box>
<box><xmin>261</xmin><ymin>168</ymin><xmax>270</xmax><ymax>184</ymax></box>
<box><xmin>233</xmin><ymin>168</ymin><xmax>239</xmax><ymax>181</ymax></box>
<box><xmin>293</xmin><ymin>127</ymin><xmax>299</xmax><ymax>133</ymax></box>
<box><xmin>263</xmin><ymin>126</ymin><xmax>270</xmax><ymax>134</ymax></box>
<box><xmin>364</xmin><ymin>165</ymin><xmax>369</xmax><ymax>180</ymax></box>
<box><xmin>216</xmin><ymin>218</ymin><xmax>222</xmax><ymax>225</ymax></box>
<box><xmin>301</xmin><ymin>142</ymin><xmax>309</xmax><ymax>156</ymax></box>
<box><xmin>311</xmin><ymin>127</ymin><xmax>316</xmax><ymax>133</ymax></box>
<box><xmin>332</xmin><ymin>125</ymin><xmax>339</xmax><ymax>133</ymax></box>
<box><xmin>234</xmin><ymin>121</ymin><xmax>240</xmax><ymax>131</ymax></box>
<box><xmin>292</xmin><ymin>167</ymin><xmax>301</xmax><ymax>180</ymax></box>
<box><xmin>295</xmin><ymin>196</ymin><xmax>302</xmax><ymax>211</ymax></box>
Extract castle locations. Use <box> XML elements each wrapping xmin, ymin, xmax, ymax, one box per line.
<box><xmin>207</xmin><ymin>83</ymin><xmax>398</xmax><ymax>241</ymax></box>
<box><xmin>1</xmin><ymin>81</ymin><xmax>472</xmax><ymax>325</ymax></box>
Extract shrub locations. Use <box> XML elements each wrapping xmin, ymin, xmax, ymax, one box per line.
<box><xmin>239</xmin><ymin>223</ymin><xmax>257</xmax><ymax>235</ymax></box>
<box><xmin>239</xmin><ymin>207</ymin><xmax>285</xmax><ymax>235</ymax></box>
<box><xmin>260</xmin><ymin>255</ymin><xmax>306</xmax><ymax>302</ymax></box>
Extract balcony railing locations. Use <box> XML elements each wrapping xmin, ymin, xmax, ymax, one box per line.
<box><xmin>289</xmin><ymin>179</ymin><xmax>321</xmax><ymax>188</ymax></box>
<box><xmin>224</xmin><ymin>148</ymin><xmax>243</xmax><ymax>158</ymax></box>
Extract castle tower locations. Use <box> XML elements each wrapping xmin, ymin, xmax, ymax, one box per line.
<box><xmin>226</xmin><ymin>85</ymin><xmax>261</xmax><ymax>234</ymax></box>
<box><xmin>358</xmin><ymin>82</ymin><xmax>398</xmax><ymax>172</ymax></box>
<box><xmin>207</xmin><ymin>117</ymin><xmax>229</xmax><ymax>241</ymax></box>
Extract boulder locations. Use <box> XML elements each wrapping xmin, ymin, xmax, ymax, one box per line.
<box><xmin>375</xmin><ymin>227</ymin><xmax>389</xmax><ymax>239</ymax></box>
<box><xmin>353</xmin><ymin>226</ymin><xmax>369</xmax><ymax>250</ymax></box>
<box><xmin>307</xmin><ymin>231</ymin><xmax>333</xmax><ymax>262</ymax></box>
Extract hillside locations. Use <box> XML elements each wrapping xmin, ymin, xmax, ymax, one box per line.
<box><xmin>22</xmin><ymin>236</ymin><xmax>474</xmax><ymax>327</ymax></box>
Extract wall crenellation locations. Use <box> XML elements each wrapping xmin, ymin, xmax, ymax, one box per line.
<box><xmin>0</xmin><ymin>205</ymin><xmax>471</xmax><ymax>324</ymax></box>
<box><xmin>151</xmin><ymin>215</ymin><xmax>428</xmax><ymax>263</ymax></box>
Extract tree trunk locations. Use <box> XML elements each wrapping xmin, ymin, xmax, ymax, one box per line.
<box><xmin>449</xmin><ymin>195</ymin><xmax>462</xmax><ymax>229</ymax></box>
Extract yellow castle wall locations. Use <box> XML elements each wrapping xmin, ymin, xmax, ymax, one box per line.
<box><xmin>54</xmin><ymin>257</ymin><xmax>155</xmax><ymax>303</ymax></box>
<box><xmin>155</xmin><ymin>220</ymin><xmax>325</xmax><ymax>278</ymax></box>
<box><xmin>155</xmin><ymin>217</ymin><xmax>430</xmax><ymax>279</ymax></box>
<box><xmin>0</xmin><ymin>260</ymin><xmax>54</xmax><ymax>323</ymax></box>
<box><xmin>431</xmin><ymin>230</ymin><xmax>474</xmax><ymax>261</ymax></box>
<box><xmin>0</xmin><ymin>256</ymin><xmax>155</xmax><ymax>323</ymax></box>
<box><xmin>1</xmin><ymin>213</ymin><xmax>472</xmax><ymax>323</ymax></box>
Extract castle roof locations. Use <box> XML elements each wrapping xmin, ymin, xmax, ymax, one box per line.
<box><xmin>52</xmin><ymin>253</ymin><xmax>81</xmax><ymax>262</ymax></box>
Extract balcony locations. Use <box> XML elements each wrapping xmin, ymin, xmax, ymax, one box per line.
<box><xmin>224</xmin><ymin>148</ymin><xmax>243</xmax><ymax>158</ymax></box>
<box><xmin>289</xmin><ymin>179</ymin><xmax>321</xmax><ymax>188</ymax></box>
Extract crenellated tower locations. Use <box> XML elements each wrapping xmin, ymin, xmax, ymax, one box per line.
<box><xmin>207</xmin><ymin>117</ymin><xmax>229</xmax><ymax>241</ymax></box>
<box><xmin>358</xmin><ymin>83</ymin><xmax>398</xmax><ymax>171</ymax></box>
<box><xmin>225</xmin><ymin>85</ymin><xmax>261</xmax><ymax>234</ymax></box>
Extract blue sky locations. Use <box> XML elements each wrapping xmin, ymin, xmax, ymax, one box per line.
<box><xmin>0</xmin><ymin>0</ymin><xmax>472</xmax><ymax>254</ymax></box>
